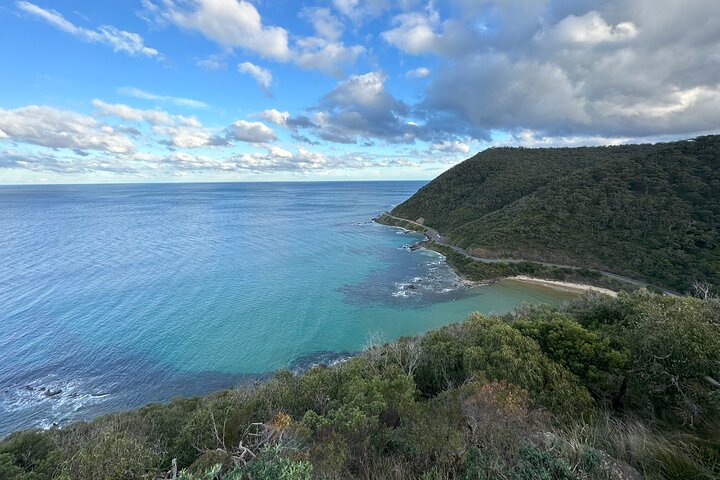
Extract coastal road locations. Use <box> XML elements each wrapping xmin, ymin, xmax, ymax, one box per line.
<box><xmin>380</xmin><ymin>213</ymin><xmax>675</xmax><ymax>294</ymax></box>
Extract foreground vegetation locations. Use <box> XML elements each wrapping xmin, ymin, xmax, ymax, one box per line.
<box><xmin>2</xmin><ymin>291</ymin><xmax>718</xmax><ymax>479</ymax></box>
<box><xmin>391</xmin><ymin>136</ymin><xmax>720</xmax><ymax>294</ymax></box>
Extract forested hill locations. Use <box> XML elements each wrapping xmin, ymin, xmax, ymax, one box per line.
<box><xmin>392</xmin><ymin>135</ymin><xmax>720</xmax><ymax>293</ymax></box>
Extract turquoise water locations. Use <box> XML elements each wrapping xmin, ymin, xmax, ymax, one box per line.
<box><xmin>0</xmin><ymin>182</ymin><xmax>575</xmax><ymax>435</ymax></box>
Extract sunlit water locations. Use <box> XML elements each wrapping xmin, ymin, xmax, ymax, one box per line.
<box><xmin>0</xmin><ymin>182</ymin><xmax>575</xmax><ymax>435</ymax></box>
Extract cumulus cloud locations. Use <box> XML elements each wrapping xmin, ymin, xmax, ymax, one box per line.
<box><xmin>504</xmin><ymin>130</ymin><xmax>630</xmax><ymax>148</ymax></box>
<box><xmin>153</xmin><ymin>0</ymin><xmax>290</xmax><ymax>60</ymax></box>
<box><xmin>148</xmin><ymin>117</ymin><xmax>276</xmax><ymax>149</ymax></box>
<box><xmin>92</xmin><ymin>99</ymin><xmax>174</xmax><ymax>125</ymax></box>
<box><xmin>237</xmin><ymin>61</ymin><xmax>272</xmax><ymax>92</ymax></box>
<box><xmin>153</xmin><ymin>124</ymin><xmax>221</xmax><ymax>148</ymax></box>
<box><xmin>293</xmin><ymin>2</ymin><xmax>364</xmax><ymax>75</ymax></box>
<box><xmin>0</xmin><ymin>105</ymin><xmax>134</xmax><ymax>153</ymax></box>
<box><xmin>258</xmin><ymin>109</ymin><xmax>289</xmax><ymax>126</ymax></box>
<box><xmin>16</xmin><ymin>1</ymin><xmax>159</xmax><ymax>57</ymax></box>
<box><xmin>406</xmin><ymin>0</ymin><xmax>720</xmax><ymax>141</ymax></box>
<box><xmin>424</xmin><ymin>55</ymin><xmax>590</xmax><ymax>135</ymax></box>
<box><xmin>332</xmin><ymin>0</ymin><xmax>395</xmax><ymax>23</ymax></box>
<box><xmin>293</xmin><ymin>39</ymin><xmax>364</xmax><ymax>76</ymax></box>
<box><xmin>92</xmin><ymin>99</ymin><xmax>213</xmax><ymax>149</ymax></box>
<box><xmin>300</xmin><ymin>7</ymin><xmax>344</xmax><ymax>41</ymax></box>
<box><xmin>539</xmin><ymin>11</ymin><xmax>638</xmax><ymax>44</ymax></box>
<box><xmin>389</xmin><ymin>158</ymin><xmax>419</xmax><ymax>167</ymax></box>
<box><xmin>226</xmin><ymin>147</ymin><xmax>423</xmax><ymax>173</ymax></box>
<box><xmin>225</xmin><ymin>120</ymin><xmax>276</xmax><ymax>143</ymax></box>
<box><xmin>381</xmin><ymin>7</ymin><xmax>475</xmax><ymax>57</ymax></box>
<box><xmin>285</xmin><ymin>71</ymin><xmax>480</xmax><ymax>145</ymax></box>
<box><xmin>405</xmin><ymin>67</ymin><xmax>429</xmax><ymax>79</ymax></box>
<box><xmin>93</xmin><ymin>99</ymin><xmax>277</xmax><ymax>148</ymax></box>
<box><xmin>143</xmin><ymin>0</ymin><xmax>363</xmax><ymax>75</ymax></box>
<box><xmin>121</xmin><ymin>145</ymin><xmax>420</xmax><ymax>175</ymax></box>
<box><xmin>0</xmin><ymin>149</ymin><xmax>141</xmax><ymax>175</ymax></box>
<box><xmin>430</xmin><ymin>140</ymin><xmax>470</xmax><ymax>154</ymax></box>
<box><xmin>288</xmin><ymin>71</ymin><xmax>417</xmax><ymax>144</ymax></box>
<box><xmin>117</xmin><ymin>87</ymin><xmax>208</xmax><ymax>109</ymax></box>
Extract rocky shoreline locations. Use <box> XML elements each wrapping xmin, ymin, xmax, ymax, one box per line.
<box><xmin>375</xmin><ymin>212</ymin><xmax>621</xmax><ymax>296</ymax></box>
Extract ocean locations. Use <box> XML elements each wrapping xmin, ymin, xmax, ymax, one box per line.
<box><xmin>0</xmin><ymin>181</ymin><xmax>575</xmax><ymax>435</ymax></box>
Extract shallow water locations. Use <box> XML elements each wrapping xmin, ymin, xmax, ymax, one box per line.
<box><xmin>0</xmin><ymin>181</ymin><xmax>575</xmax><ymax>435</ymax></box>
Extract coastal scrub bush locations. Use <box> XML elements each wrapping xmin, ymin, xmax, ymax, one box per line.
<box><xmin>415</xmin><ymin>313</ymin><xmax>595</xmax><ymax>418</ymax></box>
<box><xmin>617</xmin><ymin>293</ymin><xmax>720</xmax><ymax>425</ymax></box>
<box><xmin>229</xmin><ymin>446</ymin><xmax>313</xmax><ymax>480</ymax></box>
<box><xmin>508</xmin><ymin>305</ymin><xmax>629</xmax><ymax>399</ymax></box>
<box><xmin>509</xmin><ymin>445</ymin><xmax>575</xmax><ymax>480</ymax></box>
<box><xmin>0</xmin><ymin>430</ymin><xmax>57</xmax><ymax>477</ymax></box>
<box><xmin>565</xmin><ymin>290</ymin><xmax>720</xmax><ymax>425</ymax></box>
<box><xmin>56</xmin><ymin>429</ymin><xmax>159</xmax><ymax>480</ymax></box>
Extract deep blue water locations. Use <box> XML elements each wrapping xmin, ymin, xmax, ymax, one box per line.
<box><xmin>0</xmin><ymin>182</ymin><xmax>574</xmax><ymax>435</ymax></box>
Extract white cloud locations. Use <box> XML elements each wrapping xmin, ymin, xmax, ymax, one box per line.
<box><xmin>265</xmin><ymin>144</ymin><xmax>293</xmax><ymax>158</ymax></box>
<box><xmin>324</xmin><ymin>71</ymin><xmax>391</xmax><ymax>108</ymax></box>
<box><xmin>540</xmin><ymin>11</ymin><xmax>638</xmax><ymax>45</ymax></box>
<box><xmin>93</xmin><ymin>99</ymin><xmax>278</xmax><ymax>148</ymax></box>
<box><xmin>154</xmin><ymin>0</ymin><xmax>290</xmax><ymax>60</ymax></box>
<box><xmin>419</xmin><ymin>0</ymin><xmax>720</xmax><ymax>140</ymax></box>
<box><xmin>300</xmin><ymin>7</ymin><xmax>344</xmax><ymax>41</ymax></box>
<box><xmin>152</xmin><ymin>124</ymin><xmax>218</xmax><ymax>148</ymax></box>
<box><xmin>506</xmin><ymin>130</ymin><xmax>630</xmax><ymax>148</ymax></box>
<box><xmin>0</xmin><ymin>148</ymin><xmax>141</xmax><ymax>175</ymax></box>
<box><xmin>390</xmin><ymin>159</ymin><xmax>419</xmax><ymax>167</ymax></box>
<box><xmin>117</xmin><ymin>87</ymin><xmax>208</xmax><ymax>109</ymax></box>
<box><xmin>92</xmin><ymin>99</ymin><xmax>174</xmax><ymax>125</ymax></box>
<box><xmin>196</xmin><ymin>53</ymin><xmax>228</xmax><ymax>70</ymax></box>
<box><xmin>16</xmin><ymin>1</ymin><xmax>159</xmax><ymax>57</ymax></box>
<box><xmin>225</xmin><ymin>120</ymin><xmax>276</xmax><ymax>143</ymax></box>
<box><xmin>430</xmin><ymin>140</ymin><xmax>471</xmax><ymax>154</ymax></box>
<box><xmin>0</xmin><ymin>105</ymin><xmax>134</xmax><ymax>153</ymax></box>
<box><xmin>143</xmin><ymin>0</ymin><xmax>363</xmax><ymax>75</ymax></box>
<box><xmin>258</xmin><ymin>109</ymin><xmax>289</xmax><ymax>126</ymax></box>
<box><xmin>382</xmin><ymin>10</ymin><xmax>440</xmax><ymax>54</ymax></box>
<box><xmin>405</xmin><ymin>67</ymin><xmax>429</xmax><ymax>79</ymax></box>
<box><xmin>332</xmin><ymin>0</ymin><xmax>359</xmax><ymax>17</ymax></box>
<box><xmin>381</xmin><ymin>7</ymin><xmax>477</xmax><ymax>57</ymax></box>
<box><xmin>289</xmin><ymin>71</ymin><xmax>418</xmax><ymax>144</ymax></box>
<box><xmin>238</xmin><ymin>62</ymin><xmax>272</xmax><ymax>92</ymax></box>
<box><xmin>332</xmin><ymin>0</ymin><xmax>393</xmax><ymax>23</ymax></box>
<box><xmin>293</xmin><ymin>40</ymin><xmax>364</xmax><ymax>76</ymax></box>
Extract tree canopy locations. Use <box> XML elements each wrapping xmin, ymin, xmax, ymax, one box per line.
<box><xmin>392</xmin><ymin>136</ymin><xmax>720</xmax><ymax>293</ymax></box>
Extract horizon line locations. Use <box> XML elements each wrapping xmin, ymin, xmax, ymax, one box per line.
<box><xmin>0</xmin><ymin>178</ymin><xmax>433</xmax><ymax>187</ymax></box>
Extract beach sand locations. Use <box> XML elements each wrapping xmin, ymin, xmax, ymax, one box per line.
<box><xmin>507</xmin><ymin>275</ymin><xmax>618</xmax><ymax>297</ymax></box>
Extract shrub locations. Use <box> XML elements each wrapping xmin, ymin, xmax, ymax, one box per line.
<box><xmin>229</xmin><ymin>447</ymin><xmax>313</xmax><ymax>480</ymax></box>
<box><xmin>57</xmin><ymin>430</ymin><xmax>159</xmax><ymax>480</ymax></box>
<box><xmin>510</xmin><ymin>306</ymin><xmax>629</xmax><ymax>399</ymax></box>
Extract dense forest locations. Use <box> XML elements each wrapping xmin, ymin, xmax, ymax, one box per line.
<box><xmin>391</xmin><ymin>136</ymin><xmax>720</xmax><ymax>293</ymax></box>
<box><xmin>1</xmin><ymin>291</ymin><xmax>719</xmax><ymax>479</ymax></box>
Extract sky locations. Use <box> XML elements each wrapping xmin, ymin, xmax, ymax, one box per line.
<box><xmin>0</xmin><ymin>0</ymin><xmax>719</xmax><ymax>184</ymax></box>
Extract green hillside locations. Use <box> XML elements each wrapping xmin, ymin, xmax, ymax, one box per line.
<box><xmin>392</xmin><ymin>136</ymin><xmax>720</xmax><ymax>293</ymax></box>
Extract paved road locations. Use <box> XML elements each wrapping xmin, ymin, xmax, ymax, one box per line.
<box><xmin>381</xmin><ymin>213</ymin><xmax>675</xmax><ymax>294</ymax></box>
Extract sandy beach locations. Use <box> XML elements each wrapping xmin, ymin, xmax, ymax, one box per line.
<box><xmin>507</xmin><ymin>275</ymin><xmax>618</xmax><ymax>297</ymax></box>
